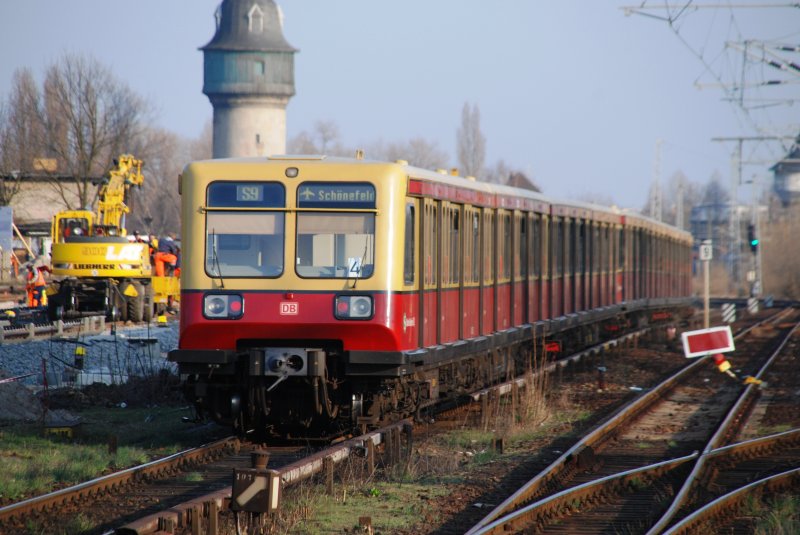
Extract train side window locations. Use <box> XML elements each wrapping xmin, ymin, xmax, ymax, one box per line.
<box><xmin>403</xmin><ymin>203</ymin><xmax>415</xmax><ymax>285</ymax></box>
<box><xmin>576</xmin><ymin>221</ymin><xmax>585</xmax><ymax>275</ymax></box>
<box><xmin>472</xmin><ymin>211</ymin><xmax>480</xmax><ymax>283</ymax></box>
<box><xmin>533</xmin><ymin>215</ymin><xmax>541</xmax><ymax>278</ymax></box>
<box><xmin>517</xmin><ymin>215</ymin><xmax>526</xmax><ymax>279</ymax></box>
<box><xmin>484</xmin><ymin>210</ymin><xmax>494</xmax><ymax>283</ymax></box>
<box><xmin>554</xmin><ymin>218</ymin><xmax>563</xmax><ymax>277</ymax></box>
<box><xmin>442</xmin><ymin>207</ymin><xmax>451</xmax><ymax>284</ymax></box>
<box><xmin>425</xmin><ymin>203</ymin><xmax>438</xmax><ymax>286</ymax></box>
<box><xmin>500</xmin><ymin>212</ymin><xmax>511</xmax><ymax>280</ymax></box>
<box><xmin>450</xmin><ymin>208</ymin><xmax>461</xmax><ymax>285</ymax></box>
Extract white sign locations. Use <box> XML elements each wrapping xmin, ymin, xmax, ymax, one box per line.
<box><xmin>699</xmin><ymin>243</ymin><xmax>713</xmax><ymax>261</ymax></box>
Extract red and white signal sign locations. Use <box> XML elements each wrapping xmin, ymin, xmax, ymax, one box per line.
<box><xmin>681</xmin><ymin>326</ymin><xmax>735</xmax><ymax>359</ymax></box>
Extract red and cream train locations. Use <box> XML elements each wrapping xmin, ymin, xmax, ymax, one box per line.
<box><xmin>169</xmin><ymin>156</ymin><xmax>693</xmax><ymax>438</ymax></box>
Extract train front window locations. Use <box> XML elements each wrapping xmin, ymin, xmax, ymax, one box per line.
<box><xmin>295</xmin><ymin>181</ymin><xmax>376</xmax><ymax>279</ymax></box>
<box><xmin>296</xmin><ymin>213</ymin><xmax>375</xmax><ymax>278</ymax></box>
<box><xmin>205</xmin><ymin>181</ymin><xmax>285</xmax><ymax>278</ymax></box>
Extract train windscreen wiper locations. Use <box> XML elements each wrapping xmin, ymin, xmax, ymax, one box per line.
<box><xmin>211</xmin><ymin>228</ymin><xmax>225</xmax><ymax>289</ymax></box>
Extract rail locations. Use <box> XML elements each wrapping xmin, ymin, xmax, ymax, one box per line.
<box><xmin>466</xmin><ymin>307</ymin><xmax>795</xmax><ymax>534</ymax></box>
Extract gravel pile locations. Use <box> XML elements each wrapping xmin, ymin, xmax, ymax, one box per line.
<box><xmin>0</xmin><ymin>319</ymin><xmax>180</xmax><ymax>389</ymax></box>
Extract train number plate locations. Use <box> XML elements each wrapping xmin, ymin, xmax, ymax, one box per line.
<box><xmin>280</xmin><ymin>302</ymin><xmax>298</xmax><ymax>315</ymax></box>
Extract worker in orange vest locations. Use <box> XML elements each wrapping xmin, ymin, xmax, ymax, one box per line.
<box><xmin>154</xmin><ymin>233</ymin><xmax>179</xmax><ymax>277</ymax></box>
<box><xmin>26</xmin><ymin>265</ymin><xmax>48</xmax><ymax>308</ymax></box>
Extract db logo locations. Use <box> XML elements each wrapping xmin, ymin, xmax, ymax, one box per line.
<box><xmin>280</xmin><ymin>302</ymin><xmax>298</xmax><ymax>315</ymax></box>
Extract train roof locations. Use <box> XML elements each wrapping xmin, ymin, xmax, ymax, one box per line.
<box><xmin>185</xmin><ymin>155</ymin><xmax>691</xmax><ymax>241</ymax></box>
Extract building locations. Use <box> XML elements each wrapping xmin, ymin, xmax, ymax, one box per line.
<box><xmin>202</xmin><ymin>0</ymin><xmax>297</xmax><ymax>158</ymax></box>
<box><xmin>771</xmin><ymin>137</ymin><xmax>800</xmax><ymax>207</ymax></box>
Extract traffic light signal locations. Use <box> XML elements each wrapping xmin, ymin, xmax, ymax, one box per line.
<box><xmin>747</xmin><ymin>223</ymin><xmax>759</xmax><ymax>253</ymax></box>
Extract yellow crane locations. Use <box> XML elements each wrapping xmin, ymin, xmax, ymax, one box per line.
<box><xmin>48</xmin><ymin>155</ymin><xmax>178</xmax><ymax>321</ymax></box>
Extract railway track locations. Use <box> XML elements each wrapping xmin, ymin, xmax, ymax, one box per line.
<box><xmin>465</xmin><ymin>307</ymin><xmax>800</xmax><ymax>534</ymax></box>
<box><xmin>0</xmin><ymin>435</ymin><xmax>317</xmax><ymax>535</ymax></box>
<box><xmin>0</xmin><ymin>314</ymin><xmax>107</xmax><ymax>343</ymax></box>
<box><xmin>0</xmin><ymin>308</ymin><xmax>789</xmax><ymax>534</ymax></box>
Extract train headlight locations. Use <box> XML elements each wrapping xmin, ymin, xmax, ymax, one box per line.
<box><xmin>203</xmin><ymin>294</ymin><xmax>244</xmax><ymax>319</ymax></box>
<box><xmin>334</xmin><ymin>295</ymin><xmax>373</xmax><ymax>320</ymax></box>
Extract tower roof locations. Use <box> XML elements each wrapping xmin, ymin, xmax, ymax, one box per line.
<box><xmin>202</xmin><ymin>0</ymin><xmax>297</xmax><ymax>53</ymax></box>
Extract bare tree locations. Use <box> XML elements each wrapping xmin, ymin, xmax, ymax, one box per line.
<box><xmin>287</xmin><ymin>130</ymin><xmax>318</xmax><ymax>154</ymax></box>
<box><xmin>288</xmin><ymin>120</ymin><xmax>348</xmax><ymax>155</ymax></box>
<box><xmin>125</xmin><ymin>124</ymin><xmax>216</xmax><ymax>236</ymax></box>
<box><xmin>189</xmin><ymin>120</ymin><xmax>214</xmax><ymax>162</ymax></box>
<box><xmin>702</xmin><ymin>172</ymin><xmax>730</xmax><ymax>205</ymax></box>
<box><xmin>38</xmin><ymin>53</ymin><xmax>149</xmax><ymax>209</ymax></box>
<box><xmin>457</xmin><ymin>102</ymin><xmax>486</xmax><ymax>178</ymax></box>
<box><xmin>0</xmin><ymin>68</ymin><xmax>44</xmax><ymax>205</ymax></box>
<box><xmin>661</xmin><ymin>170</ymin><xmax>701</xmax><ymax>230</ymax></box>
<box><xmin>371</xmin><ymin>137</ymin><xmax>448</xmax><ymax>170</ymax></box>
<box><xmin>484</xmin><ymin>160</ymin><xmax>542</xmax><ymax>192</ymax></box>
<box><xmin>483</xmin><ymin>159</ymin><xmax>511</xmax><ymax>185</ymax></box>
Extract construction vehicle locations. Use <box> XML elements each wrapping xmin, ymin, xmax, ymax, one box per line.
<box><xmin>47</xmin><ymin>155</ymin><xmax>179</xmax><ymax>321</ymax></box>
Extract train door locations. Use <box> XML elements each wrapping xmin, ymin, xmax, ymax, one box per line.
<box><xmin>481</xmin><ymin>208</ymin><xmax>495</xmax><ymax>336</ymax></box>
<box><xmin>599</xmin><ymin>223</ymin><xmax>609</xmax><ymax>307</ymax></box>
<box><xmin>540</xmin><ymin>215</ymin><xmax>550</xmax><ymax>320</ymax></box>
<box><xmin>514</xmin><ymin>211</ymin><xmax>527</xmax><ymax>326</ymax></box>
<box><xmin>402</xmin><ymin>200</ymin><xmax>419</xmax><ymax>349</ymax></box>
<box><xmin>563</xmin><ymin>217</ymin><xmax>573</xmax><ymax>315</ymax></box>
<box><xmin>572</xmin><ymin>218</ymin><xmax>586</xmax><ymax>312</ymax></box>
<box><xmin>636</xmin><ymin>227</ymin><xmax>644</xmax><ymax>300</ymax></box>
<box><xmin>463</xmin><ymin>207</ymin><xmax>481</xmax><ymax>339</ymax></box>
<box><xmin>589</xmin><ymin>221</ymin><xmax>600</xmax><ymax>308</ymax></box>
<box><xmin>527</xmin><ymin>213</ymin><xmax>537</xmax><ymax>323</ymax></box>
<box><xmin>553</xmin><ymin>216</ymin><xmax>564</xmax><ymax>318</ymax></box>
<box><xmin>497</xmin><ymin>210</ymin><xmax>512</xmax><ymax>330</ymax></box>
<box><xmin>613</xmin><ymin>224</ymin><xmax>625</xmax><ymax>303</ymax></box>
<box><xmin>439</xmin><ymin>202</ymin><xmax>461</xmax><ymax>343</ymax></box>
<box><xmin>621</xmin><ymin>225</ymin><xmax>630</xmax><ymax>302</ymax></box>
<box><xmin>420</xmin><ymin>198</ymin><xmax>439</xmax><ymax>347</ymax></box>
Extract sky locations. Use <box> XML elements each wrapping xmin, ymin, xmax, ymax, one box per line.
<box><xmin>1</xmin><ymin>1</ymin><xmax>798</xmax><ymax>210</ymax></box>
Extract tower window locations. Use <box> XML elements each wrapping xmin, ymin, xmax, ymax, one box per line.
<box><xmin>248</xmin><ymin>4</ymin><xmax>264</xmax><ymax>33</ymax></box>
<box><xmin>256</xmin><ymin>134</ymin><xmax>261</xmax><ymax>144</ymax></box>
<box><xmin>254</xmin><ymin>60</ymin><xmax>265</xmax><ymax>76</ymax></box>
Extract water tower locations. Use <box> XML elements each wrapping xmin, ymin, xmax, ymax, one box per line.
<box><xmin>202</xmin><ymin>0</ymin><xmax>297</xmax><ymax>158</ymax></box>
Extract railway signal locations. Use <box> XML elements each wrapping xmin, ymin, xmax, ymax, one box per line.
<box><xmin>681</xmin><ymin>326</ymin><xmax>735</xmax><ymax>359</ymax></box>
<box><xmin>747</xmin><ymin>223</ymin><xmax>759</xmax><ymax>253</ymax></box>
<box><xmin>681</xmin><ymin>326</ymin><xmax>763</xmax><ymax>386</ymax></box>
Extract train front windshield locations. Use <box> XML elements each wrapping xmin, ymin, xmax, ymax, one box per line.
<box><xmin>295</xmin><ymin>181</ymin><xmax>376</xmax><ymax>279</ymax></box>
<box><xmin>203</xmin><ymin>180</ymin><xmax>376</xmax><ymax>280</ymax></box>
<box><xmin>205</xmin><ymin>181</ymin><xmax>286</xmax><ymax>278</ymax></box>
<box><xmin>296</xmin><ymin>213</ymin><xmax>375</xmax><ymax>278</ymax></box>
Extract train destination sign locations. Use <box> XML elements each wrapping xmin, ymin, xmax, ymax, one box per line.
<box><xmin>297</xmin><ymin>182</ymin><xmax>376</xmax><ymax>208</ymax></box>
<box><xmin>681</xmin><ymin>326</ymin><xmax>735</xmax><ymax>358</ymax></box>
<box><xmin>207</xmin><ymin>181</ymin><xmax>285</xmax><ymax>208</ymax></box>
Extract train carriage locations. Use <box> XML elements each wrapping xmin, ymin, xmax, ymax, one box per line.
<box><xmin>170</xmin><ymin>155</ymin><xmax>693</xmax><ymax>439</ymax></box>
